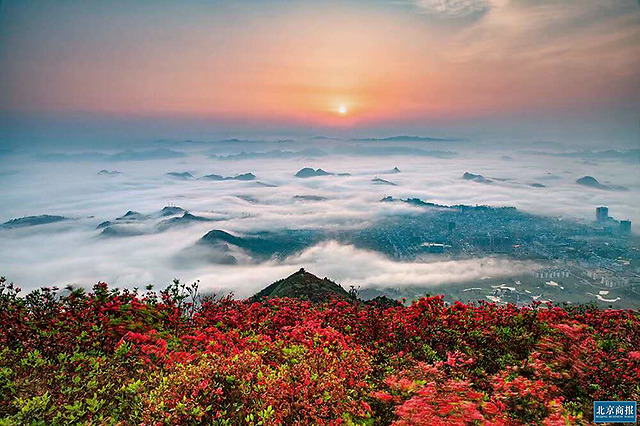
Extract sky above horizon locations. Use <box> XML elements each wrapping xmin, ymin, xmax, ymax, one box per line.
<box><xmin>1</xmin><ymin>0</ymin><xmax>640</xmax><ymax>147</ymax></box>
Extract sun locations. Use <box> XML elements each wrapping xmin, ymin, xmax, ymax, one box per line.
<box><xmin>338</xmin><ymin>105</ymin><xmax>347</xmax><ymax>115</ymax></box>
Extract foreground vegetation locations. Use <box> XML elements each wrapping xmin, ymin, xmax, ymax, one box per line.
<box><xmin>0</xmin><ymin>277</ymin><xmax>638</xmax><ymax>425</ymax></box>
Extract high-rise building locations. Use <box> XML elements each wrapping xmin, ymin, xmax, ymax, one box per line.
<box><xmin>620</xmin><ymin>220</ymin><xmax>632</xmax><ymax>234</ymax></box>
<box><xmin>448</xmin><ymin>221</ymin><xmax>456</xmax><ymax>234</ymax></box>
<box><xmin>596</xmin><ymin>206</ymin><xmax>609</xmax><ymax>223</ymax></box>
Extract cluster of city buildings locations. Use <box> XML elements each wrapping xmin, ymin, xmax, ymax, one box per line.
<box><xmin>534</xmin><ymin>268</ymin><xmax>570</xmax><ymax>279</ymax></box>
<box><xmin>596</xmin><ymin>206</ymin><xmax>632</xmax><ymax>234</ymax></box>
<box><xmin>588</xmin><ymin>269</ymin><xmax>634</xmax><ymax>288</ymax></box>
<box><xmin>364</xmin><ymin>199</ymin><xmax>639</xmax><ymax>297</ymax></box>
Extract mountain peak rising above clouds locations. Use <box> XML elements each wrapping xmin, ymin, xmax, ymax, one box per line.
<box><xmin>251</xmin><ymin>268</ymin><xmax>353</xmax><ymax>303</ymax></box>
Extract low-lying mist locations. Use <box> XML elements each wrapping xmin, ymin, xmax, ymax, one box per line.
<box><xmin>1</xmin><ymin>137</ymin><xmax>638</xmax><ymax>294</ymax></box>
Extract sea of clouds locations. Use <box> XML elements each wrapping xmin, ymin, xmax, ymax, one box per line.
<box><xmin>0</xmin><ymin>137</ymin><xmax>638</xmax><ymax>296</ymax></box>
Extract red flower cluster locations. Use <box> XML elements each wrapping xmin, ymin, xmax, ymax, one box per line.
<box><xmin>0</xmin><ymin>277</ymin><xmax>638</xmax><ymax>424</ymax></box>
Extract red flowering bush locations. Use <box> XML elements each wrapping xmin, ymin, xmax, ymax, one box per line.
<box><xmin>0</xmin><ymin>276</ymin><xmax>638</xmax><ymax>424</ymax></box>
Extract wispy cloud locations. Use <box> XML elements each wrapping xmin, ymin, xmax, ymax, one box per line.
<box><xmin>403</xmin><ymin>0</ymin><xmax>491</xmax><ymax>17</ymax></box>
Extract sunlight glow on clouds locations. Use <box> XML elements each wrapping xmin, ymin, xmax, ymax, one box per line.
<box><xmin>407</xmin><ymin>0</ymin><xmax>491</xmax><ymax>17</ymax></box>
<box><xmin>0</xmin><ymin>0</ymin><xmax>638</xmax><ymax>135</ymax></box>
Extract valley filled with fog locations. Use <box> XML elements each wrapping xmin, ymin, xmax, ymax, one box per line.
<box><xmin>1</xmin><ymin>137</ymin><xmax>638</xmax><ymax>303</ymax></box>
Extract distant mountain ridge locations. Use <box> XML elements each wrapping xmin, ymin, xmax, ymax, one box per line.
<box><xmin>198</xmin><ymin>229</ymin><xmax>319</xmax><ymax>261</ymax></box>
<box><xmin>166</xmin><ymin>172</ymin><xmax>194</xmax><ymax>180</ymax></box>
<box><xmin>213</xmin><ymin>149</ymin><xmax>326</xmax><ymax>160</ymax></box>
<box><xmin>36</xmin><ymin>149</ymin><xmax>185</xmax><ymax>162</ymax></box>
<box><xmin>97</xmin><ymin>170</ymin><xmax>121</xmax><ymax>176</ymax></box>
<box><xmin>203</xmin><ymin>173</ymin><xmax>256</xmax><ymax>181</ymax></box>
<box><xmin>1</xmin><ymin>215</ymin><xmax>68</xmax><ymax>229</ymax></box>
<box><xmin>295</xmin><ymin>168</ymin><xmax>332</xmax><ymax>178</ymax></box>
<box><xmin>576</xmin><ymin>176</ymin><xmax>628</xmax><ymax>191</ymax></box>
<box><xmin>372</xmin><ymin>177</ymin><xmax>397</xmax><ymax>186</ymax></box>
<box><xmin>462</xmin><ymin>172</ymin><xmax>492</xmax><ymax>184</ymax></box>
<box><xmin>350</xmin><ymin>135</ymin><xmax>460</xmax><ymax>142</ymax></box>
<box><xmin>97</xmin><ymin>206</ymin><xmax>218</xmax><ymax>236</ymax></box>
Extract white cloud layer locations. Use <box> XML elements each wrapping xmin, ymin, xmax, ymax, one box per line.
<box><xmin>0</xmin><ymin>140</ymin><xmax>638</xmax><ymax>294</ymax></box>
<box><xmin>409</xmin><ymin>0</ymin><xmax>490</xmax><ymax>17</ymax></box>
<box><xmin>193</xmin><ymin>241</ymin><xmax>539</xmax><ymax>297</ymax></box>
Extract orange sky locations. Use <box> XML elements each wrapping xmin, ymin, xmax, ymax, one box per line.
<box><xmin>1</xmin><ymin>0</ymin><xmax>639</xmax><ymax>129</ymax></box>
